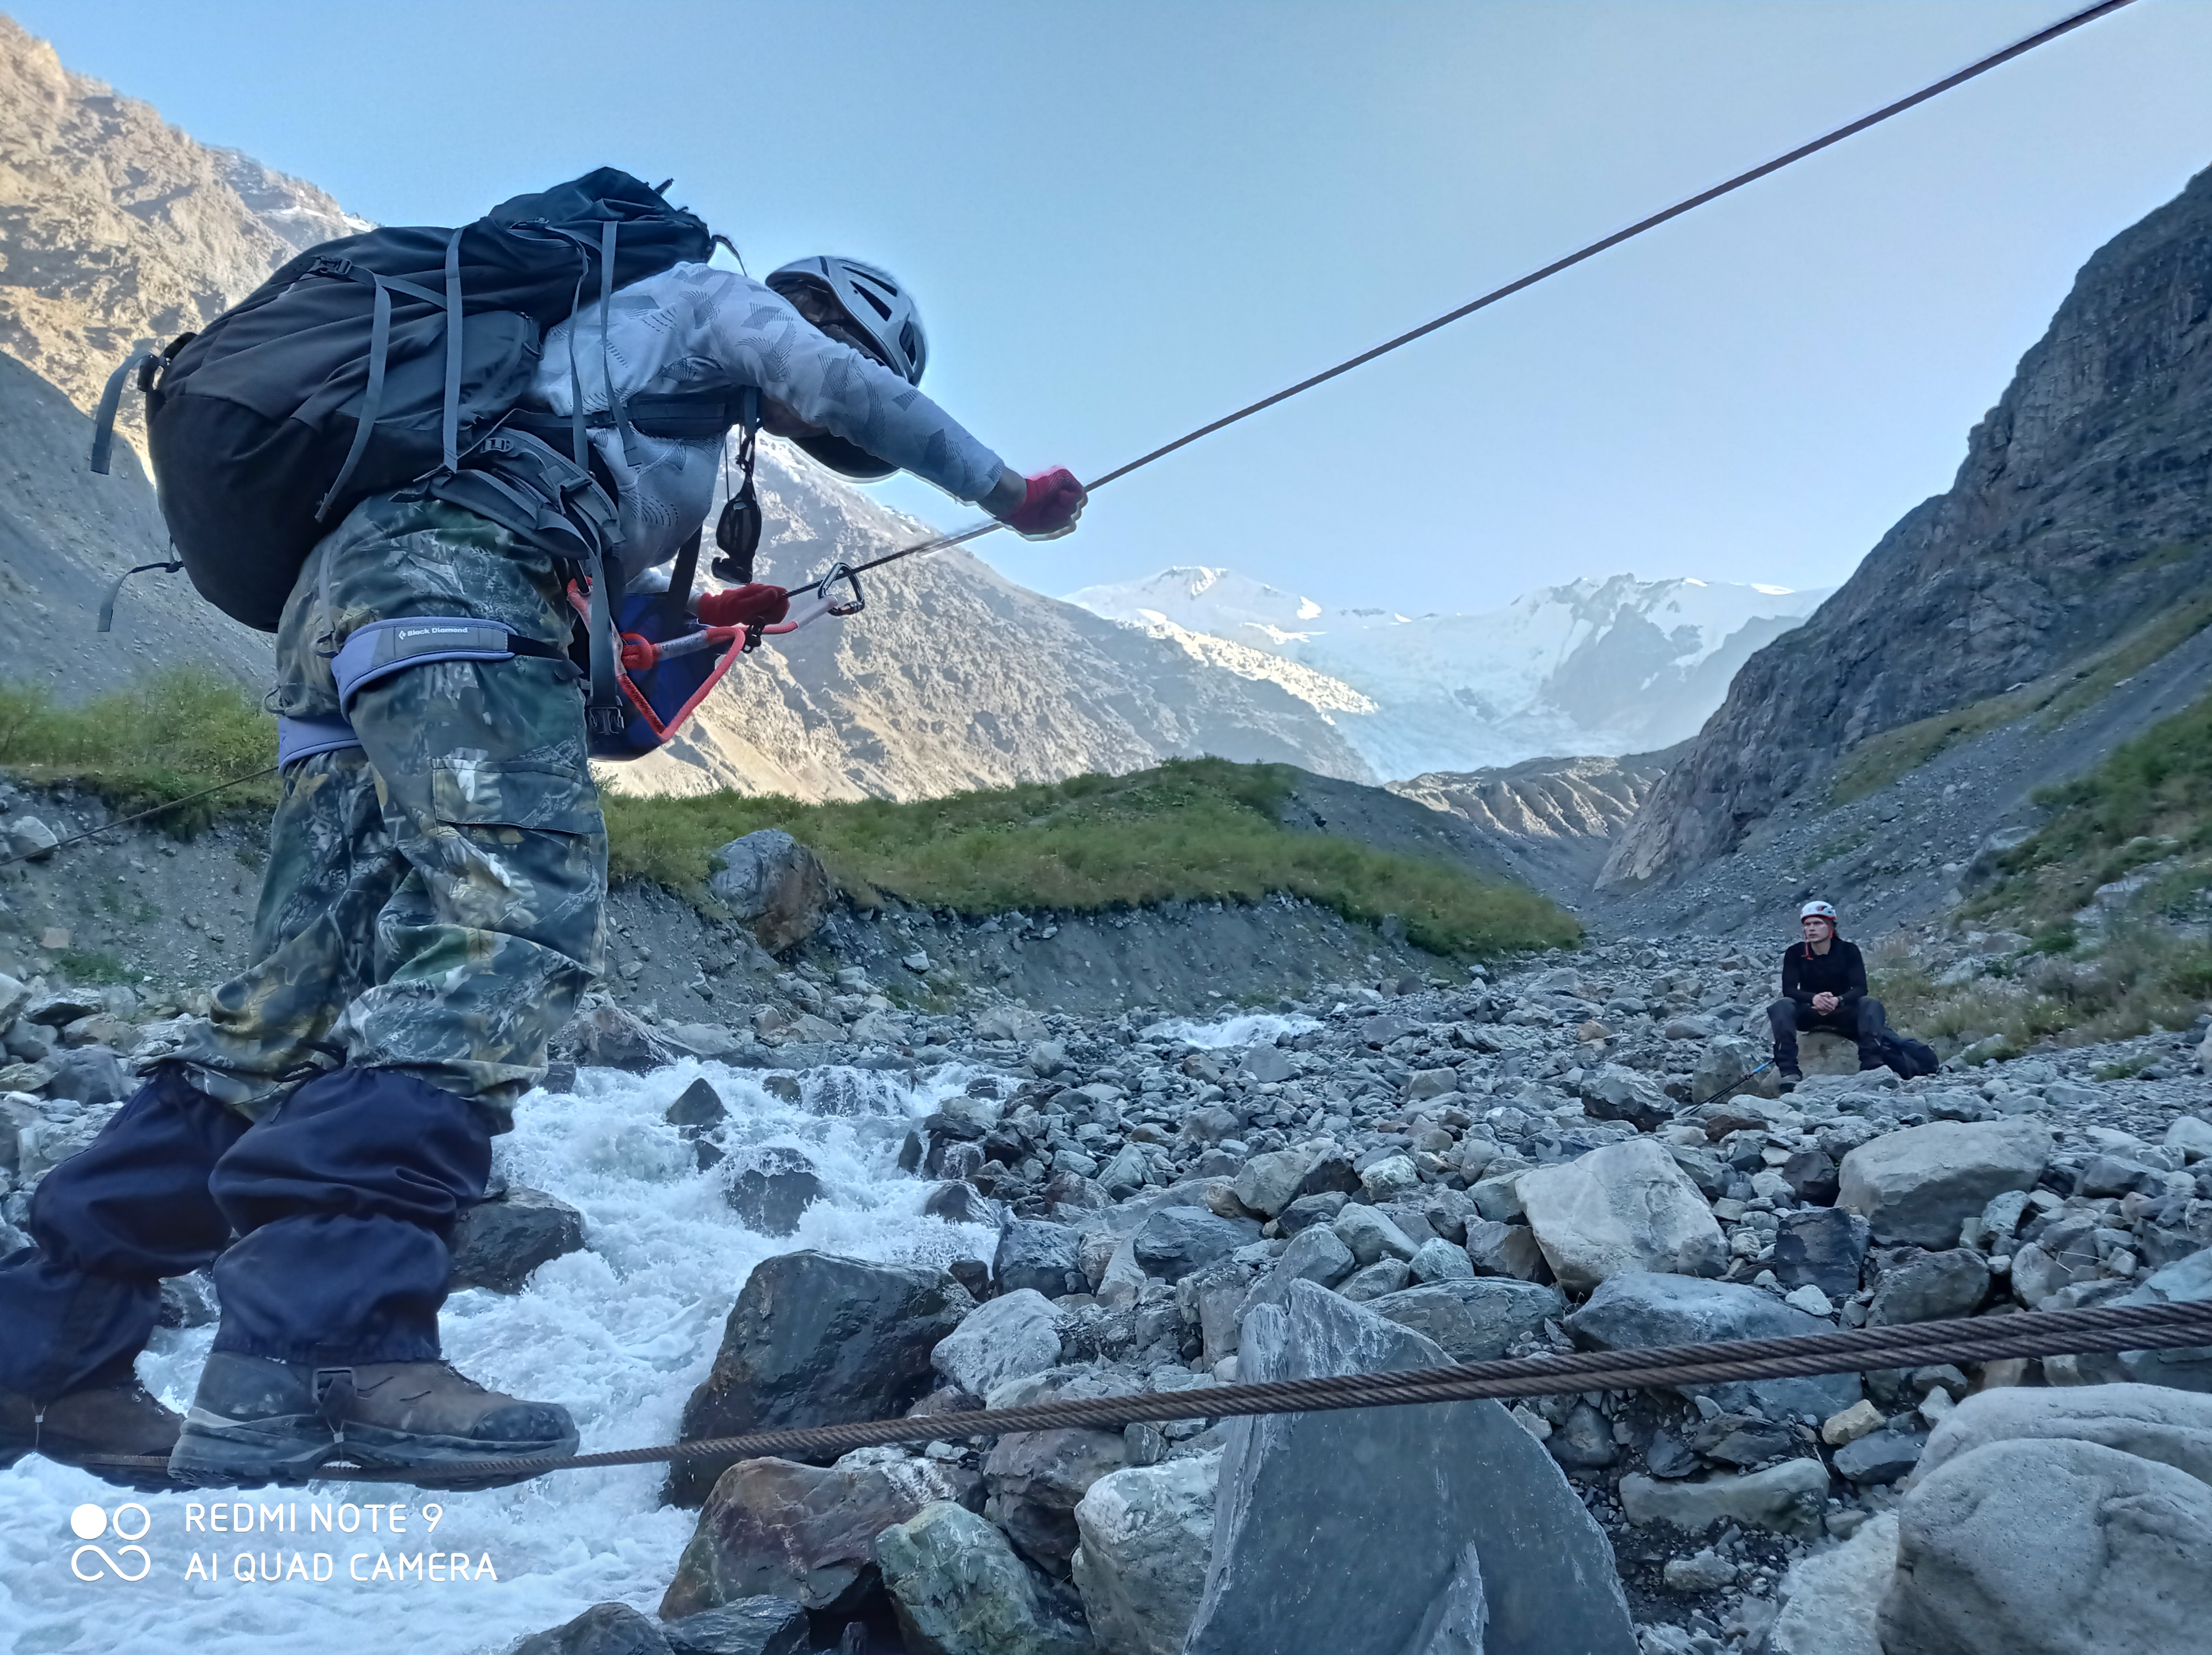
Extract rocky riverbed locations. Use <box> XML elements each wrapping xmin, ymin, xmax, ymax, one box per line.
<box><xmin>6</xmin><ymin>914</ymin><xmax>2212</xmax><ymax>1654</ymax></box>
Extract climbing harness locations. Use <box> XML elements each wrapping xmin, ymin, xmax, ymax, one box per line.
<box><xmin>79</xmin><ymin>1295</ymin><xmax>2212</xmax><ymax>1487</ymax></box>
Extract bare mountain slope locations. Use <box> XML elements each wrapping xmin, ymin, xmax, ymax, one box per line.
<box><xmin>1604</xmin><ymin>162</ymin><xmax>2212</xmax><ymax>889</ymax></box>
<box><xmin>1389</xmin><ymin>751</ymin><xmax>1676</xmax><ymax>907</ymax></box>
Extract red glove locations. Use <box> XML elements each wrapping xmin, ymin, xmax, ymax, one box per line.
<box><xmin>696</xmin><ymin>583</ymin><xmax>790</xmax><ymax>629</ymax></box>
<box><xmin>1003</xmin><ymin>468</ymin><xmax>1088</xmax><ymax>540</ymax></box>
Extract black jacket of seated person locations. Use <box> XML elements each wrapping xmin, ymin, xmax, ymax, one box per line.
<box><xmin>1768</xmin><ymin>936</ymin><xmax>1890</xmax><ymax>1073</ymax></box>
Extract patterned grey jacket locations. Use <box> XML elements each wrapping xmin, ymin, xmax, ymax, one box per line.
<box><xmin>530</xmin><ymin>261</ymin><xmax>1006</xmax><ymax>569</ymax></box>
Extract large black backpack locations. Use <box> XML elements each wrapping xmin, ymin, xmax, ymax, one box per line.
<box><xmin>91</xmin><ymin>169</ymin><xmax>712</xmax><ymax>631</ymax></box>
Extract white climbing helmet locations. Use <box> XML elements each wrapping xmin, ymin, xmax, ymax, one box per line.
<box><xmin>1799</xmin><ymin>901</ymin><xmax>1839</xmax><ymax>923</ymax></box>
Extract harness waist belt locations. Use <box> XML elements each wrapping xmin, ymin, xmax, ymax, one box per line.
<box><xmin>276</xmin><ymin>715</ymin><xmax>364</xmax><ymax>769</ymax></box>
<box><xmin>331</xmin><ymin>616</ymin><xmax>571</xmax><ymax>717</ymax></box>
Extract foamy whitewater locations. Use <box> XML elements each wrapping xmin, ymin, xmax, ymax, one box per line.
<box><xmin>0</xmin><ymin>1054</ymin><xmax>1013</xmax><ymax>1653</ymax></box>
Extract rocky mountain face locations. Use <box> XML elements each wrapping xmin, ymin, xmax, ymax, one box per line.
<box><xmin>1067</xmin><ymin>567</ymin><xmax>1828</xmax><ymax>779</ymax></box>
<box><xmin>1605</xmin><ymin>163</ymin><xmax>2212</xmax><ymax>890</ymax></box>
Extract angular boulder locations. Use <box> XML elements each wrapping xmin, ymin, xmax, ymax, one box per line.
<box><xmin>726</xmin><ymin>1147</ymin><xmax>825</xmax><ymax>1237</ymax></box>
<box><xmin>1517</xmin><ymin>1137</ymin><xmax>1726</xmax><ymax>1291</ymax></box>
<box><xmin>931</xmin><ymin>1289</ymin><xmax>1065</xmax><ymax>1398</ymax></box>
<box><xmin>661</xmin><ymin>1598</ymin><xmax>810</xmax><ymax>1655</ymax></box>
<box><xmin>449</xmin><ymin>1184</ymin><xmax>587</xmax><ymax>1293</ymax></box>
<box><xmin>1231</xmin><ymin>1147</ymin><xmax>1316</xmax><ymax>1217</ymax></box>
<box><xmin>1836</xmin><ymin>1120</ymin><xmax>2052</xmax><ymax>1247</ymax></box>
<box><xmin>1767</xmin><ymin>1513</ymin><xmax>1897</xmax><ymax>1655</ymax></box>
<box><xmin>1072</xmin><ymin>1451</ymin><xmax>1220</xmax><ymax>1655</ymax></box>
<box><xmin>514</xmin><ymin>1602</ymin><xmax>671</xmax><ymax>1655</ymax></box>
<box><xmin>995</xmin><ymin>1220</ymin><xmax>1088</xmax><ymax>1298</ymax></box>
<box><xmin>660</xmin><ymin>1454</ymin><xmax>978</xmax><ymax>1620</ymax></box>
<box><xmin>1364</xmin><ymin>1278</ymin><xmax>1565</xmax><ymax>1363</ymax></box>
<box><xmin>667</xmin><ymin>1253</ymin><xmax>971</xmax><ymax>1507</ymax></box>
<box><xmin>1618</xmin><ymin>1459</ymin><xmax>1829</xmax><ymax>1538</ymax></box>
<box><xmin>876</xmin><ymin>1500</ymin><xmax>1093</xmax><ymax>1655</ymax></box>
<box><xmin>1580</xmin><ymin>1064</ymin><xmax>1673</xmax><ymax>1132</ymax></box>
<box><xmin>1130</xmin><ymin>1205</ymin><xmax>1259</xmax><ymax>1284</ymax></box>
<box><xmin>983</xmin><ymin>1426</ymin><xmax>1130</xmax><ymax>1572</ymax></box>
<box><xmin>1771</xmin><ymin>1206</ymin><xmax>1870</xmax><ymax>1299</ymax></box>
<box><xmin>1866</xmin><ymin>1248</ymin><xmax>1991</xmax><ymax>1325</ymax></box>
<box><xmin>1879</xmin><ymin>1435</ymin><xmax>2212</xmax><ymax>1655</ymax></box>
<box><xmin>708</xmin><ymin>830</ymin><xmax>832</xmax><ymax>953</ymax></box>
<box><xmin>1566</xmin><ymin>1272</ymin><xmax>1860</xmax><ymax>1422</ymax></box>
<box><xmin>1182</xmin><ymin>1281</ymin><xmax>1636</xmax><ymax>1655</ymax></box>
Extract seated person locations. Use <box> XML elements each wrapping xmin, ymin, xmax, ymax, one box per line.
<box><xmin>1768</xmin><ymin>900</ymin><xmax>1894</xmax><ymax>1087</ymax></box>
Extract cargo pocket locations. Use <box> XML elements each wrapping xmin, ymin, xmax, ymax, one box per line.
<box><xmin>431</xmin><ymin>758</ymin><xmax>602</xmax><ymax>836</ymax></box>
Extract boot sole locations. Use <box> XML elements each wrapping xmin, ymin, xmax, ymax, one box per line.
<box><xmin>338</xmin><ymin>1421</ymin><xmax>581</xmax><ymax>1491</ymax></box>
<box><xmin>168</xmin><ymin>1412</ymin><xmax>336</xmax><ymax>1489</ymax></box>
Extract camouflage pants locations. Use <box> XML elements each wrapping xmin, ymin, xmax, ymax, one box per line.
<box><xmin>169</xmin><ymin>492</ymin><xmax>606</xmax><ymax>1127</ymax></box>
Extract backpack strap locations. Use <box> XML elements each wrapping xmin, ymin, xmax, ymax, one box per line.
<box><xmin>331</xmin><ymin>615</ymin><xmax>573</xmax><ymax>716</ymax></box>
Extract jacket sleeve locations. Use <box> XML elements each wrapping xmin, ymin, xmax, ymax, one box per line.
<box><xmin>1781</xmin><ymin>948</ymin><xmax>1809</xmax><ymax>1005</ymax></box>
<box><xmin>695</xmin><ymin>272</ymin><xmax>1006</xmax><ymax>503</ymax></box>
<box><xmin>1838</xmin><ymin>944</ymin><xmax>1868</xmax><ymax>1007</ymax></box>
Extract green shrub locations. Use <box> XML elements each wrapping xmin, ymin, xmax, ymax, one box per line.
<box><xmin>0</xmin><ymin>669</ymin><xmax>278</xmax><ymax>828</ymax></box>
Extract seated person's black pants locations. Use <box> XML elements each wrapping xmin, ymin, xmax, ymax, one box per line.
<box><xmin>1767</xmin><ymin>995</ymin><xmax>1890</xmax><ymax>1071</ymax></box>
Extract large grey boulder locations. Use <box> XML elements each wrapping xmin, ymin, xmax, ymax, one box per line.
<box><xmin>661</xmin><ymin>1455</ymin><xmax>978</xmax><ymax>1620</ymax></box>
<box><xmin>1230</xmin><ymin>1147</ymin><xmax>1316</xmax><ymax>1217</ymax></box>
<box><xmin>44</xmin><ymin>1044</ymin><xmax>128</xmax><ymax>1106</ymax></box>
<box><xmin>1579</xmin><ymin>1064</ymin><xmax>1673</xmax><ymax>1132</ymax></box>
<box><xmin>1566</xmin><ymin>1273</ymin><xmax>1860</xmax><ymax>1421</ymax></box>
<box><xmin>1618</xmin><ymin>1460</ymin><xmax>1830</xmax><ymax>1538</ymax></box>
<box><xmin>667</xmin><ymin>1253</ymin><xmax>972</xmax><ymax>1507</ymax></box>
<box><xmin>514</xmin><ymin>1602</ymin><xmax>671</xmax><ymax>1655</ymax></box>
<box><xmin>449</xmin><ymin>1185</ymin><xmax>587</xmax><ymax>1293</ymax></box>
<box><xmin>1364</xmin><ymin>1279</ymin><xmax>1565</xmax><ymax>1362</ymax></box>
<box><xmin>932</xmin><ymin>1289</ymin><xmax>1066</xmax><ymax>1398</ymax></box>
<box><xmin>2069</xmin><ymin>1249</ymin><xmax>2212</xmax><ymax>1392</ymax></box>
<box><xmin>1072</xmin><ymin>1451</ymin><xmax>1219</xmax><ymax>1655</ymax></box>
<box><xmin>726</xmin><ymin>1148</ymin><xmax>825</xmax><ymax>1237</ymax></box>
<box><xmin>995</xmin><ymin>1220</ymin><xmax>1089</xmax><ymax>1298</ymax></box>
<box><xmin>1130</xmin><ymin>1206</ymin><xmax>1259</xmax><ymax>1284</ymax></box>
<box><xmin>1879</xmin><ymin>1436</ymin><xmax>2212</xmax><ymax>1655</ymax></box>
<box><xmin>1836</xmin><ymin>1120</ymin><xmax>2052</xmax><ymax>1247</ymax></box>
<box><xmin>876</xmin><ymin>1500</ymin><xmax>1094</xmax><ymax>1655</ymax></box>
<box><xmin>1915</xmin><ymin>1383</ymin><xmax>2212</xmax><ymax>1491</ymax></box>
<box><xmin>1517</xmin><ymin>1137</ymin><xmax>1725</xmax><ymax>1290</ymax></box>
<box><xmin>1866</xmin><ymin>1248</ymin><xmax>1990</xmax><ymax>1324</ymax></box>
<box><xmin>708</xmin><ymin>830</ymin><xmax>832</xmax><ymax>953</ymax></box>
<box><xmin>1183</xmin><ymin>1281</ymin><xmax>1636</xmax><ymax>1655</ymax></box>
<box><xmin>1767</xmin><ymin>1513</ymin><xmax>1897</xmax><ymax>1655</ymax></box>
<box><xmin>1771</xmin><ymin>1206</ymin><xmax>1870</xmax><ymax>1298</ymax></box>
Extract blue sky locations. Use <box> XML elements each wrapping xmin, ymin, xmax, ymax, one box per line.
<box><xmin>13</xmin><ymin>1</ymin><xmax>2212</xmax><ymax>614</ymax></box>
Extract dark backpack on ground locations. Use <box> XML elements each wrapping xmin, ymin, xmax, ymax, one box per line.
<box><xmin>92</xmin><ymin>169</ymin><xmax>712</xmax><ymax>632</ymax></box>
<box><xmin>1877</xmin><ymin>1031</ymin><xmax>1942</xmax><ymax>1079</ymax></box>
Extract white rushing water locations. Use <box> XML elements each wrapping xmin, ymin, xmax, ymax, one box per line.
<box><xmin>1136</xmin><ymin>1012</ymin><xmax>1317</xmax><ymax>1050</ymax></box>
<box><xmin>0</xmin><ymin>1056</ymin><xmax>1002</xmax><ymax>1655</ymax></box>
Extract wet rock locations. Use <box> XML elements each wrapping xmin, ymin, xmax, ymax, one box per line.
<box><xmin>1837</xmin><ymin>1120</ymin><xmax>2052</xmax><ymax>1247</ymax></box>
<box><xmin>932</xmin><ymin>1289</ymin><xmax>1066</xmax><ymax>1398</ymax></box>
<box><xmin>1518</xmin><ymin>1137</ymin><xmax>1726</xmax><ymax>1290</ymax></box>
<box><xmin>669</xmin><ymin>1253</ymin><xmax>972</xmax><ymax>1507</ymax></box>
<box><xmin>726</xmin><ymin>1148</ymin><xmax>825</xmax><ymax>1237</ymax></box>
<box><xmin>996</xmin><ymin>1220</ymin><xmax>1088</xmax><ymax>1298</ymax></box>
<box><xmin>1072</xmin><ymin>1451</ymin><xmax>1219</xmax><ymax>1655</ymax></box>
<box><xmin>983</xmin><ymin>1427</ymin><xmax>1130</xmax><ymax>1572</ymax></box>
<box><xmin>708</xmin><ymin>830</ymin><xmax>832</xmax><ymax>953</ymax></box>
<box><xmin>1182</xmin><ymin>1281</ymin><xmax>1637</xmax><ymax>1655</ymax></box>
<box><xmin>1866</xmin><ymin>1248</ymin><xmax>1990</xmax><ymax>1325</ymax></box>
<box><xmin>661</xmin><ymin>1454</ymin><xmax>978</xmax><ymax>1620</ymax></box>
<box><xmin>1364</xmin><ymin>1279</ymin><xmax>1565</xmax><ymax>1362</ymax></box>
<box><xmin>877</xmin><ymin>1500</ymin><xmax>1093</xmax><ymax>1655</ymax></box>
<box><xmin>515</xmin><ymin>1602</ymin><xmax>671</xmax><ymax>1655</ymax></box>
<box><xmin>922</xmin><ymin>1180</ymin><xmax>997</xmax><ymax>1224</ymax></box>
<box><xmin>1131</xmin><ymin>1206</ymin><xmax>1259</xmax><ymax>1284</ymax></box>
<box><xmin>156</xmin><ymin>1269</ymin><xmax>220</xmax><ymax>1330</ymax></box>
<box><xmin>665</xmin><ymin>1078</ymin><xmax>728</xmax><ymax>1128</ymax></box>
<box><xmin>1566</xmin><ymin>1273</ymin><xmax>1860</xmax><ymax>1422</ymax></box>
<box><xmin>561</xmin><ymin>996</ymin><xmax>681</xmax><ymax>1073</ymax></box>
<box><xmin>1771</xmin><ymin>1207</ymin><xmax>1870</xmax><ymax>1299</ymax></box>
<box><xmin>1880</xmin><ymin>1433</ymin><xmax>2212</xmax><ymax>1655</ymax></box>
<box><xmin>661</xmin><ymin>1597</ymin><xmax>811</xmax><ymax>1655</ymax></box>
<box><xmin>1618</xmin><ymin>1459</ymin><xmax>1829</xmax><ymax>1537</ymax></box>
<box><xmin>1767</xmin><ymin>1512</ymin><xmax>1896</xmax><ymax>1655</ymax></box>
<box><xmin>450</xmin><ymin>1185</ymin><xmax>587</xmax><ymax>1293</ymax></box>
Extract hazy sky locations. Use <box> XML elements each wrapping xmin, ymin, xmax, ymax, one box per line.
<box><xmin>14</xmin><ymin>1</ymin><xmax>2211</xmax><ymax>614</ymax></box>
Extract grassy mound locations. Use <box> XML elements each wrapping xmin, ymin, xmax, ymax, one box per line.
<box><xmin>606</xmin><ymin>758</ymin><xmax>1579</xmax><ymax>960</ymax></box>
<box><xmin>0</xmin><ymin>673</ymin><xmax>1576</xmax><ymax>961</ymax></box>
<box><xmin>0</xmin><ymin>668</ymin><xmax>280</xmax><ymax>829</ymax></box>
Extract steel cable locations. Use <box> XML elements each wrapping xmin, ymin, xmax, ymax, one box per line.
<box><xmin>837</xmin><ymin>0</ymin><xmax>2140</xmax><ymax>588</ymax></box>
<box><xmin>82</xmin><ymin>1294</ymin><xmax>2212</xmax><ymax>1486</ymax></box>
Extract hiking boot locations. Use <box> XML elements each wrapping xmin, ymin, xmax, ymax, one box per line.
<box><xmin>1776</xmin><ymin>1067</ymin><xmax>1802</xmax><ymax>1094</ymax></box>
<box><xmin>169</xmin><ymin>1353</ymin><xmax>577</xmax><ymax>1491</ymax></box>
<box><xmin>0</xmin><ymin>1381</ymin><xmax>185</xmax><ymax>1491</ymax></box>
